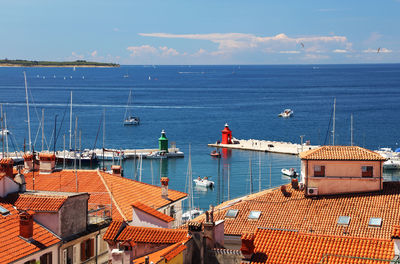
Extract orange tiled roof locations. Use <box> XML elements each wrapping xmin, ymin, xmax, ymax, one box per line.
<box><xmin>0</xmin><ymin>158</ymin><xmax>13</xmax><ymax>164</ymax></box>
<box><xmin>0</xmin><ymin>200</ymin><xmax>60</xmax><ymax>263</ymax></box>
<box><xmin>103</xmin><ymin>221</ymin><xmax>124</xmax><ymax>241</ymax></box>
<box><xmin>132</xmin><ymin>202</ymin><xmax>174</xmax><ymax>223</ymax></box>
<box><xmin>190</xmin><ymin>181</ymin><xmax>400</xmax><ymax>239</ymax></box>
<box><xmin>15</xmin><ymin>194</ymin><xmax>67</xmax><ymax>212</ymax></box>
<box><xmin>116</xmin><ymin>226</ymin><xmax>188</xmax><ymax>244</ymax></box>
<box><xmin>392</xmin><ymin>225</ymin><xmax>400</xmax><ymax>238</ymax></box>
<box><xmin>250</xmin><ymin>228</ymin><xmax>394</xmax><ymax>264</ymax></box>
<box><xmin>133</xmin><ymin>242</ymin><xmax>187</xmax><ymax>264</ymax></box>
<box><xmin>23</xmin><ymin>169</ymin><xmax>187</xmax><ymax>221</ymax></box>
<box><xmin>300</xmin><ymin>146</ymin><xmax>386</xmax><ymax>161</ymax></box>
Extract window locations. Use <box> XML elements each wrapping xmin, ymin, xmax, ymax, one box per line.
<box><xmin>337</xmin><ymin>216</ymin><xmax>351</xmax><ymax>226</ymax></box>
<box><xmin>314</xmin><ymin>165</ymin><xmax>325</xmax><ymax>177</ymax></box>
<box><xmin>362</xmin><ymin>166</ymin><xmax>373</xmax><ymax>178</ymax></box>
<box><xmin>248</xmin><ymin>211</ymin><xmax>261</xmax><ymax>220</ymax></box>
<box><xmin>24</xmin><ymin>260</ymin><xmax>36</xmax><ymax>264</ymax></box>
<box><xmin>368</xmin><ymin>217</ymin><xmax>382</xmax><ymax>227</ymax></box>
<box><xmin>0</xmin><ymin>206</ymin><xmax>9</xmax><ymax>215</ymax></box>
<box><xmin>40</xmin><ymin>252</ymin><xmax>52</xmax><ymax>264</ymax></box>
<box><xmin>225</xmin><ymin>209</ymin><xmax>239</xmax><ymax>219</ymax></box>
<box><xmin>81</xmin><ymin>238</ymin><xmax>95</xmax><ymax>261</ymax></box>
<box><xmin>63</xmin><ymin>246</ymin><xmax>74</xmax><ymax>264</ymax></box>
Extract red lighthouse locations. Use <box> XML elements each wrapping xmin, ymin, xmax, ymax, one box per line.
<box><xmin>221</xmin><ymin>123</ymin><xmax>232</xmax><ymax>144</ymax></box>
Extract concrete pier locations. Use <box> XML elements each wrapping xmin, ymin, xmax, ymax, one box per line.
<box><xmin>208</xmin><ymin>138</ymin><xmax>319</xmax><ymax>155</ymax></box>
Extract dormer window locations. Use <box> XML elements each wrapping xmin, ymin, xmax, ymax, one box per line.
<box><xmin>314</xmin><ymin>165</ymin><xmax>325</xmax><ymax>177</ymax></box>
<box><xmin>248</xmin><ymin>211</ymin><xmax>261</xmax><ymax>220</ymax></box>
<box><xmin>368</xmin><ymin>217</ymin><xmax>382</xmax><ymax>227</ymax></box>
<box><xmin>225</xmin><ymin>209</ymin><xmax>239</xmax><ymax>219</ymax></box>
<box><xmin>0</xmin><ymin>206</ymin><xmax>9</xmax><ymax>216</ymax></box>
<box><xmin>362</xmin><ymin>166</ymin><xmax>373</xmax><ymax>178</ymax></box>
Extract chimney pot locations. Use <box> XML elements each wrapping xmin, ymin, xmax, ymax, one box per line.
<box><xmin>19</xmin><ymin>211</ymin><xmax>34</xmax><ymax>239</ymax></box>
<box><xmin>241</xmin><ymin>232</ymin><xmax>255</xmax><ymax>260</ymax></box>
<box><xmin>161</xmin><ymin>177</ymin><xmax>169</xmax><ymax>198</ymax></box>
<box><xmin>0</xmin><ymin>158</ymin><xmax>14</xmax><ymax>178</ymax></box>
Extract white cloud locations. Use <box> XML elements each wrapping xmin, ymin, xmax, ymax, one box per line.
<box><xmin>363</xmin><ymin>48</ymin><xmax>392</xmax><ymax>53</ymax></box>
<box><xmin>139</xmin><ymin>32</ymin><xmax>351</xmax><ymax>55</ymax></box>
<box><xmin>127</xmin><ymin>45</ymin><xmax>158</xmax><ymax>56</ymax></box>
<box><xmin>333</xmin><ymin>49</ymin><xmax>347</xmax><ymax>53</ymax></box>
<box><xmin>159</xmin><ymin>46</ymin><xmax>179</xmax><ymax>56</ymax></box>
<box><xmin>71</xmin><ymin>52</ymin><xmax>84</xmax><ymax>60</ymax></box>
<box><xmin>113</xmin><ymin>28</ymin><xmax>120</xmax><ymax>32</ymax></box>
<box><xmin>279</xmin><ymin>51</ymin><xmax>300</xmax><ymax>54</ymax></box>
<box><xmin>91</xmin><ymin>50</ymin><xmax>98</xmax><ymax>57</ymax></box>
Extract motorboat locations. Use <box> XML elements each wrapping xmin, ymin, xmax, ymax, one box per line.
<box><xmin>182</xmin><ymin>209</ymin><xmax>204</xmax><ymax>222</ymax></box>
<box><xmin>278</xmin><ymin>109</ymin><xmax>294</xmax><ymax>118</ymax></box>
<box><xmin>281</xmin><ymin>168</ymin><xmax>298</xmax><ymax>177</ymax></box>
<box><xmin>383</xmin><ymin>159</ymin><xmax>400</xmax><ymax>170</ymax></box>
<box><xmin>146</xmin><ymin>151</ymin><xmax>167</xmax><ymax>159</ymax></box>
<box><xmin>194</xmin><ymin>176</ymin><xmax>214</xmax><ymax>188</ymax></box>
<box><xmin>210</xmin><ymin>150</ymin><xmax>221</xmax><ymax>157</ymax></box>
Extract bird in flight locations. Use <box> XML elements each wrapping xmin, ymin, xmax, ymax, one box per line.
<box><xmin>300</xmin><ymin>42</ymin><xmax>305</xmax><ymax>48</ymax></box>
<box><xmin>377</xmin><ymin>47</ymin><xmax>381</xmax><ymax>53</ymax></box>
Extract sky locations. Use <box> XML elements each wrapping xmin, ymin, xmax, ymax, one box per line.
<box><xmin>0</xmin><ymin>0</ymin><xmax>399</xmax><ymax>65</ymax></box>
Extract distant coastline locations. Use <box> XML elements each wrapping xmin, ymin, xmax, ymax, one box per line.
<box><xmin>0</xmin><ymin>59</ymin><xmax>119</xmax><ymax>68</ymax></box>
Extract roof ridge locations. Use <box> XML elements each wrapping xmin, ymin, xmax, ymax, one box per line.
<box><xmin>96</xmin><ymin>169</ymin><xmax>127</xmax><ymax>222</ymax></box>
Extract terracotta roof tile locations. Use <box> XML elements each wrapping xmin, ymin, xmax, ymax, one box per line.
<box><xmin>0</xmin><ymin>200</ymin><xmax>60</xmax><ymax>263</ymax></box>
<box><xmin>15</xmin><ymin>194</ymin><xmax>67</xmax><ymax>212</ymax></box>
<box><xmin>300</xmin><ymin>146</ymin><xmax>386</xmax><ymax>161</ymax></box>
<box><xmin>116</xmin><ymin>226</ymin><xmax>188</xmax><ymax>244</ymax></box>
<box><xmin>392</xmin><ymin>225</ymin><xmax>400</xmax><ymax>238</ymax></box>
<box><xmin>250</xmin><ymin>228</ymin><xmax>394</xmax><ymax>264</ymax></box>
<box><xmin>133</xmin><ymin>242</ymin><xmax>187</xmax><ymax>264</ymax></box>
<box><xmin>190</xmin><ymin>182</ymin><xmax>400</xmax><ymax>240</ymax></box>
<box><xmin>132</xmin><ymin>201</ymin><xmax>174</xmax><ymax>223</ymax></box>
<box><xmin>23</xmin><ymin>169</ymin><xmax>187</xmax><ymax>221</ymax></box>
<box><xmin>103</xmin><ymin>221</ymin><xmax>124</xmax><ymax>241</ymax></box>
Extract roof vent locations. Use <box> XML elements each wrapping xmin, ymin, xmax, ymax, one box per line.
<box><xmin>225</xmin><ymin>209</ymin><xmax>239</xmax><ymax>219</ymax></box>
<box><xmin>368</xmin><ymin>217</ymin><xmax>382</xmax><ymax>227</ymax></box>
<box><xmin>337</xmin><ymin>216</ymin><xmax>351</xmax><ymax>226</ymax></box>
<box><xmin>248</xmin><ymin>211</ymin><xmax>261</xmax><ymax>220</ymax></box>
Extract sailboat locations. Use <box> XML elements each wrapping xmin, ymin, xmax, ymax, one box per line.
<box><xmin>182</xmin><ymin>145</ymin><xmax>204</xmax><ymax>222</ymax></box>
<box><xmin>123</xmin><ymin>90</ymin><xmax>140</xmax><ymax>125</ymax></box>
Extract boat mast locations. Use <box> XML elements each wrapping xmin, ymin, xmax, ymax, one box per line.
<box><xmin>1</xmin><ymin>104</ymin><xmax>4</xmax><ymax>158</ymax></box>
<box><xmin>332</xmin><ymin>97</ymin><xmax>336</xmax><ymax>146</ymax></box>
<box><xmin>124</xmin><ymin>90</ymin><xmax>132</xmax><ymax>121</ymax></box>
<box><xmin>41</xmin><ymin>109</ymin><xmax>44</xmax><ymax>152</ymax></box>
<box><xmin>186</xmin><ymin>144</ymin><xmax>193</xmax><ymax>215</ymax></box>
<box><xmin>69</xmin><ymin>91</ymin><xmax>73</xmax><ymax>150</ymax></box>
<box><xmin>4</xmin><ymin>113</ymin><xmax>8</xmax><ymax>157</ymax></box>
<box><xmin>350</xmin><ymin>113</ymin><xmax>354</xmax><ymax>146</ymax></box>
<box><xmin>24</xmin><ymin>72</ymin><xmax>32</xmax><ymax>152</ymax></box>
<box><xmin>227</xmin><ymin>164</ymin><xmax>230</xmax><ymax>201</ymax></box>
<box><xmin>258</xmin><ymin>153</ymin><xmax>261</xmax><ymax>192</ymax></box>
<box><xmin>249</xmin><ymin>157</ymin><xmax>253</xmax><ymax>194</ymax></box>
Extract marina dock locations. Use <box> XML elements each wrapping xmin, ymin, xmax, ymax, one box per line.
<box><xmin>208</xmin><ymin>138</ymin><xmax>319</xmax><ymax>155</ymax></box>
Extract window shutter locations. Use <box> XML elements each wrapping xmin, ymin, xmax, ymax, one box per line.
<box><xmin>81</xmin><ymin>241</ymin><xmax>86</xmax><ymax>261</ymax></box>
<box><xmin>73</xmin><ymin>245</ymin><xmax>77</xmax><ymax>264</ymax></box>
<box><xmin>63</xmin><ymin>249</ymin><xmax>67</xmax><ymax>264</ymax></box>
<box><xmin>90</xmin><ymin>238</ymin><xmax>95</xmax><ymax>257</ymax></box>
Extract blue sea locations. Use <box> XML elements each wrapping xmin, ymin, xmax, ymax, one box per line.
<box><xmin>0</xmin><ymin>64</ymin><xmax>399</xmax><ymax>211</ymax></box>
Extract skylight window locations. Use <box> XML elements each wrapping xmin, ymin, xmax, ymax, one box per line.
<box><xmin>248</xmin><ymin>211</ymin><xmax>261</xmax><ymax>220</ymax></box>
<box><xmin>0</xmin><ymin>206</ymin><xmax>10</xmax><ymax>216</ymax></box>
<box><xmin>369</xmin><ymin>217</ymin><xmax>382</xmax><ymax>227</ymax></box>
<box><xmin>337</xmin><ymin>216</ymin><xmax>351</xmax><ymax>226</ymax></box>
<box><xmin>225</xmin><ymin>209</ymin><xmax>239</xmax><ymax>219</ymax></box>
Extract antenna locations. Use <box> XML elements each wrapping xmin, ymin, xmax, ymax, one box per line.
<box><xmin>332</xmin><ymin>98</ymin><xmax>336</xmax><ymax>146</ymax></box>
<box><xmin>350</xmin><ymin>113</ymin><xmax>354</xmax><ymax>146</ymax></box>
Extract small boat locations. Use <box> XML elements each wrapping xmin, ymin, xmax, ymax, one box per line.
<box><xmin>123</xmin><ymin>74</ymin><xmax>129</xmax><ymax>78</ymax></box>
<box><xmin>0</xmin><ymin>129</ymin><xmax>10</xmax><ymax>136</ymax></box>
<box><xmin>182</xmin><ymin>209</ymin><xmax>204</xmax><ymax>222</ymax></box>
<box><xmin>278</xmin><ymin>109</ymin><xmax>294</xmax><ymax>118</ymax></box>
<box><xmin>146</xmin><ymin>151</ymin><xmax>167</xmax><ymax>159</ymax></box>
<box><xmin>194</xmin><ymin>176</ymin><xmax>214</xmax><ymax>188</ymax></box>
<box><xmin>123</xmin><ymin>90</ymin><xmax>140</xmax><ymax>125</ymax></box>
<box><xmin>281</xmin><ymin>168</ymin><xmax>298</xmax><ymax>177</ymax></box>
<box><xmin>210</xmin><ymin>150</ymin><xmax>221</xmax><ymax>157</ymax></box>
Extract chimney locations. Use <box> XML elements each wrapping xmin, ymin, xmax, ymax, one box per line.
<box><xmin>19</xmin><ymin>211</ymin><xmax>34</xmax><ymax>240</ymax></box>
<box><xmin>392</xmin><ymin>225</ymin><xmax>400</xmax><ymax>256</ymax></box>
<box><xmin>111</xmin><ymin>165</ymin><xmax>123</xmax><ymax>176</ymax></box>
<box><xmin>240</xmin><ymin>232</ymin><xmax>255</xmax><ymax>261</ymax></box>
<box><xmin>203</xmin><ymin>206</ymin><xmax>216</xmax><ymax>249</ymax></box>
<box><xmin>23</xmin><ymin>154</ymin><xmax>34</xmax><ymax>171</ymax></box>
<box><xmin>161</xmin><ymin>177</ymin><xmax>169</xmax><ymax>198</ymax></box>
<box><xmin>0</xmin><ymin>158</ymin><xmax>14</xmax><ymax>178</ymax></box>
<box><xmin>14</xmin><ymin>165</ymin><xmax>26</xmax><ymax>192</ymax></box>
<box><xmin>39</xmin><ymin>153</ymin><xmax>56</xmax><ymax>173</ymax></box>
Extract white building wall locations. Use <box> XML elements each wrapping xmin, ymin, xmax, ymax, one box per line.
<box><xmin>13</xmin><ymin>244</ymin><xmax>59</xmax><ymax>264</ymax></box>
<box><xmin>0</xmin><ymin>177</ymin><xmax>19</xmax><ymax>198</ymax></box>
<box><xmin>131</xmin><ymin>208</ymin><xmax>169</xmax><ymax>228</ymax></box>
